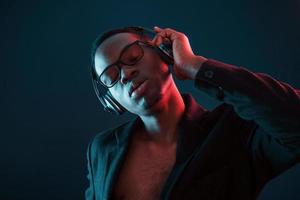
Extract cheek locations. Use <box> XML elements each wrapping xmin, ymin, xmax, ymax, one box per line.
<box><xmin>109</xmin><ymin>87</ymin><xmax>124</xmax><ymax>103</ymax></box>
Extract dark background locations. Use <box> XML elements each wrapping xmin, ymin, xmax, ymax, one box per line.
<box><xmin>1</xmin><ymin>0</ymin><xmax>300</xmax><ymax>199</ymax></box>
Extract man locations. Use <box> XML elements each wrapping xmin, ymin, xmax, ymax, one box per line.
<box><xmin>85</xmin><ymin>26</ymin><xmax>300</xmax><ymax>200</ymax></box>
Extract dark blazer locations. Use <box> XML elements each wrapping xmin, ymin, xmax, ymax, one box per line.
<box><xmin>85</xmin><ymin>59</ymin><xmax>300</xmax><ymax>200</ymax></box>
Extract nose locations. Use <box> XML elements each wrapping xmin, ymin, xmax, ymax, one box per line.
<box><xmin>120</xmin><ymin>67</ymin><xmax>139</xmax><ymax>84</ymax></box>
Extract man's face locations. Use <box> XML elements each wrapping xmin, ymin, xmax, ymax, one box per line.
<box><xmin>94</xmin><ymin>32</ymin><xmax>173</xmax><ymax>116</ymax></box>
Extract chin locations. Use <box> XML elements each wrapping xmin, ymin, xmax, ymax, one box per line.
<box><xmin>135</xmin><ymin>75</ymin><xmax>174</xmax><ymax>115</ymax></box>
<box><xmin>138</xmin><ymin>91</ymin><xmax>168</xmax><ymax>115</ymax></box>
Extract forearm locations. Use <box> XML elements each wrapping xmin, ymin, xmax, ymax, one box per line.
<box><xmin>191</xmin><ymin>57</ymin><xmax>300</xmax><ymax>137</ymax></box>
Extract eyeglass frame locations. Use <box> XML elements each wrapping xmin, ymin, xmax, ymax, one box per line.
<box><xmin>94</xmin><ymin>40</ymin><xmax>155</xmax><ymax>88</ymax></box>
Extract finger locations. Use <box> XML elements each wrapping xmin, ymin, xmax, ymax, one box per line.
<box><xmin>153</xmin><ymin>27</ymin><xmax>179</xmax><ymax>46</ymax></box>
<box><xmin>157</xmin><ymin>35</ymin><xmax>163</xmax><ymax>46</ymax></box>
<box><xmin>150</xmin><ymin>35</ymin><xmax>158</xmax><ymax>46</ymax></box>
<box><xmin>155</xmin><ymin>29</ymin><xmax>179</xmax><ymax>42</ymax></box>
<box><xmin>153</xmin><ymin>26</ymin><xmax>162</xmax><ymax>32</ymax></box>
<box><xmin>164</xmin><ymin>28</ymin><xmax>178</xmax><ymax>33</ymax></box>
<box><xmin>151</xmin><ymin>34</ymin><xmax>163</xmax><ymax>46</ymax></box>
<box><xmin>150</xmin><ymin>36</ymin><xmax>157</xmax><ymax>45</ymax></box>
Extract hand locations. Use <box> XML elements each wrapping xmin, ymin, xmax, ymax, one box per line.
<box><xmin>151</xmin><ymin>26</ymin><xmax>207</xmax><ymax>80</ymax></box>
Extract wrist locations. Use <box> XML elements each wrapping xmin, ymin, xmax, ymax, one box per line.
<box><xmin>190</xmin><ymin>55</ymin><xmax>208</xmax><ymax>79</ymax></box>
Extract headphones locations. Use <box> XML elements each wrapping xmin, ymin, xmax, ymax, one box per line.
<box><xmin>91</xmin><ymin>26</ymin><xmax>174</xmax><ymax>115</ymax></box>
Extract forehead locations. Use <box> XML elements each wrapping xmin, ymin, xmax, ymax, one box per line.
<box><xmin>94</xmin><ymin>32</ymin><xmax>140</xmax><ymax>75</ymax></box>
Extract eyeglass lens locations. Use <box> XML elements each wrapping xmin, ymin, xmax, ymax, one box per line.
<box><xmin>100</xmin><ymin>42</ymin><xmax>144</xmax><ymax>87</ymax></box>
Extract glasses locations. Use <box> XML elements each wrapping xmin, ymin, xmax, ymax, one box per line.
<box><xmin>95</xmin><ymin>40</ymin><xmax>153</xmax><ymax>88</ymax></box>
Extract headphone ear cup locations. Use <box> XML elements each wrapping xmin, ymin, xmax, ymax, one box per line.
<box><xmin>103</xmin><ymin>90</ymin><xmax>126</xmax><ymax>115</ymax></box>
<box><xmin>91</xmin><ymin>78</ymin><xmax>126</xmax><ymax>115</ymax></box>
<box><xmin>155</xmin><ymin>43</ymin><xmax>174</xmax><ymax>65</ymax></box>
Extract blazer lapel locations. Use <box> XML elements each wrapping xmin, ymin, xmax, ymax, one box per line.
<box><xmin>102</xmin><ymin>116</ymin><xmax>142</xmax><ymax>200</ymax></box>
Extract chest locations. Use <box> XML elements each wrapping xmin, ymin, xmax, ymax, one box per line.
<box><xmin>111</xmin><ymin>139</ymin><xmax>177</xmax><ymax>200</ymax></box>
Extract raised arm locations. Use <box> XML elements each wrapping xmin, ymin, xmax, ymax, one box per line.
<box><xmin>193</xmin><ymin>58</ymin><xmax>300</xmax><ymax>137</ymax></box>
<box><xmin>152</xmin><ymin>26</ymin><xmax>300</xmax><ymax>185</ymax></box>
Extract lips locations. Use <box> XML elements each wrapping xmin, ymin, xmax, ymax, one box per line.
<box><xmin>129</xmin><ymin>80</ymin><xmax>146</xmax><ymax>97</ymax></box>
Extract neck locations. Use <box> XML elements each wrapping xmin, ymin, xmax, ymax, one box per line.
<box><xmin>137</xmin><ymin>83</ymin><xmax>185</xmax><ymax>145</ymax></box>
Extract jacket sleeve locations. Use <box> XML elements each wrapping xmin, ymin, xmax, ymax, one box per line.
<box><xmin>85</xmin><ymin>140</ymin><xmax>95</xmax><ymax>200</ymax></box>
<box><xmin>194</xmin><ymin>59</ymin><xmax>300</xmax><ymax>178</ymax></box>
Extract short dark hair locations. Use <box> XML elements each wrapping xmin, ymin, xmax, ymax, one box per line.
<box><xmin>90</xmin><ymin>26</ymin><xmax>151</xmax><ymax>80</ymax></box>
